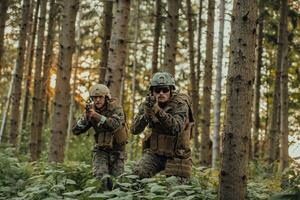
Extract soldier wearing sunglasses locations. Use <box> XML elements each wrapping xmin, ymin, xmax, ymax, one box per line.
<box><xmin>130</xmin><ymin>72</ymin><xmax>194</xmax><ymax>181</ymax></box>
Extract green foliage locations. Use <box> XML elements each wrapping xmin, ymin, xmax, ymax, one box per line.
<box><xmin>66</xmin><ymin>132</ymin><xmax>93</xmax><ymax>163</ymax></box>
<box><xmin>1</xmin><ymin>148</ymin><xmax>298</xmax><ymax>200</ymax></box>
<box><xmin>270</xmin><ymin>162</ymin><xmax>300</xmax><ymax>200</ymax></box>
<box><xmin>0</xmin><ymin>147</ymin><xmax>32</xmax><ymax>199</ymax></box>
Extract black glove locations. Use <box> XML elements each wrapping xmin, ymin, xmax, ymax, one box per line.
<box><xmin>144</xmin><ymin>95</ymin><xmax>160</xmax><ymax>120</ymax></box>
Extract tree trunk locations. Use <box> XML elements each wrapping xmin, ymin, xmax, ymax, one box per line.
<box><xmin>151</xmin><ymin>0</ymin><xmax>162</xmax><ymax>74</ymax></box>
<box><xmin>0</xmin><ymin>0</ymin><xmax>9</xmax><ymax>78</ymax></box>
<box><xmin>29</xmin><ymin>0</ymin><xmax>47</xmax><ymax>161</ymax></box>
<box><xmin>99</xmin><ymin>0</ymin><xmax>113</xmax><ymax>84</ymax></box>
<box><xmin>48</xmin><ymin>0</ymin><xmax>79</xmax><ymax>163</ymax></box>
<box><xmin>162</xmin><ymin>0</ymin><xmax>180</xmax><ymax>76</ymax></box>
<box><xmin>200</xmin><ymin>0</ymin><xmax>215</xmax><ymax>167</ymax></box>
<box><xmin>130</xmin><ymin>0</ymin><xmax>140</xmax><ymax>160</ymax></box>
<box><xmin>218</xmin><ymin>0</ymin><xmax>257</xmax><ymax>199</ymax></box>
<box><xmin>0</xmin><ymin>79</ymin><xmax>12</xmax><ymax>143</ymax></box>
<box><xmin>8</xmin><ymin>0</ymin><xmax>31</xmax><ymax>146</ymax></box>
<box><xmin>278</xmin><ymin>0</ymin><xmax>289</xmax><ymax>174</ymax></box>
<box><xmin>212</xmin><ymin>0</ymin><xmax>225</xmax><ymax>169</ymax></box>
<box><xmin>186</xmin><ymin>0</ymin><xmax>199</xmax><ymax>163</ymax></box>
<box><xmin>267</xmin><ymin>0</ymin><xmax>286</xmax><ymax>164</ymax></box>
<box><xmin>252</xmin><ymin>1</ymin><xmax>264</xmax><ymax>159</ymax></box>
<box><xmin>66</xmin><ymin>6</ymin><xmax>81</xmax><ymax>157</ymax></box>
<box><xmin>105</xmin><ymin>0</ymin><xmax>131</xmax><ymax>99</ymax></box>
<box><xmin>41</xmin><ymin>0</ymin><xmax>57</xmax><ymax>129</ymax></box>
<box><xmin>193</xmin><ymin>0</ymin><xmax>203</xmax><ymax>161</ymax></box>
<box><xmin>20</xmin><ymin>0</ymin><xmax>40</xmax><ymax>131</ymax></box>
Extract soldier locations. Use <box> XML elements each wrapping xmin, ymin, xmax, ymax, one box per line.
<box><xmin>131</xmin><ymin>72</ymin><xmax>194</xmax><ymax>181</ymax></box>
<box><xmin>72</xmin><ymin>84</ymin><xmax>128</xmax><ymax>190</ymax></box>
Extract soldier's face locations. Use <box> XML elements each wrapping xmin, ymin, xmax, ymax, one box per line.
<box><xmin>92</xmin><ymin>95</ymin><xmax>105</xmax><ymax>109</ymax></box>
<box><xmin>153</xmin><ymin>86</ymin><xmax>171</xmax><ymax>103</ymax></box>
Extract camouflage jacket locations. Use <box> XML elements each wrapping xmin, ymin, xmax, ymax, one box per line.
<box><xmin>130</xmin><ymin>92</ymin><xmax>190</xmax><ymax>137</ymax></box>
<box><xmin>72</xmin><ymin>98</ymin><xmax>126</xmax><ymax>149</ymax></box>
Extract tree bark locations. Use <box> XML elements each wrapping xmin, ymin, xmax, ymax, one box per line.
<box><xmin>0</xmin><ymin>0</ymin><xmax>9</xmax><ymax>78</ymax></box>
<box><xmin>193</xmin><ymin>0</ymin><xmax>203</xmax><ymax>161</ymax></box>
<box><xmin>130</xmin><ymin>0</ymin><xmax>140</xmax><ymax>160</ymax></box>
<box><xmin>162</xmin><ymin>0</ymin><xmax>180</xmax><ymax>76</ymax></box>
<box><xmin>278</xmin><ymin>0</ymin><xmax>289</xmax><ymax>174</ymax></box>
<box><xmin>267</xmin><ymin>0</ymin><xmax>286</xmax><ymax>164</ymax></box>
<box><xmin>48</xmin><ymin>0</ymin><xmax>79</xmax><ymax>163</ymax></box>
<box><xmin>41</xmin><ymin>0</ymin><xmax>57</xmax><ymax>129</ymax></box>
<box><xmin>151</xmin><ymin>0</ymin><xmax>162</xmax><ymax>74</ymax></box>
<box><xmin>186</xmin><ymin>0</ymin><xmax>199</xmax><ymax>164</ymax></box>
<box><xmin>8</xmin><ymin>0</ymin><xmax>31</xmax><ymax>146</ymax></box>
<box><xmin>66</xmin><ymin>6</ymin><xmax>81</xmax><ymax>157</ymax></box>
<box><xmin>29</xmin><ymin>0</ymin><xmax>47</xmax><ymax>161</ymax></box>
<box><xmin>200</xmin><ymin>0</ymin><xmax>215</xmax><ymax>167</ymax></box>
<box><xmin>218</xmin><ymin>0</ymin><xmax>257</xmax><ymax>199</ymax></box>
<box><xmin>252</xmin><ymin>1</ymin><xmax>264</xmax><ymax>159</ymax></box>
<box><xmin>105</xmin><ymin>0</ymin><xmax>131</xmax><ymax>99</ymax></box>
<box><xmin>0</xmin><ymin>79</ymin><xmax>12</xmax><ymax>143</ymax></box>
<box><xmin>20</xmin><ymin>0</ymin><xmax>40</xmax><ymax>131</ymax></box>
<box><xmin>99</xmin><ymin>0</ymin><xmax>113</xmax><ymax>84</ymax></box>
<box><xmin>212</xmin><ymin>0</ymin><xmax>225</xmax><ymax>169</ymax></box>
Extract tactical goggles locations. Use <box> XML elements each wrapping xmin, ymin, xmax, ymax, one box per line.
<box><xmin>153</xmin><ymin>86</ymin><xmax>170</xmax><ymax>93</ymax></box>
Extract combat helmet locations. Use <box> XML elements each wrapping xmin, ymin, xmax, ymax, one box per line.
<box><xmin>89</xmin><ymin>84</ymin><xmax>111</xmax><ymax>99</ymax></box>
<box><xmin>149</xmin><ymin>72</ymin><xmax>176</xmax><ymax>90</ymax></box>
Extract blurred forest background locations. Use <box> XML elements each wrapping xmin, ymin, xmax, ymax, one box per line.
<box><xmin>0</xmin><ymin>0</ymin><xmax>299</xmax><ymax>199</ymax></box>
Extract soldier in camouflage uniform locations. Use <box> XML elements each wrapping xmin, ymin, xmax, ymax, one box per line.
<box><xmin>131</xmin><ymin>72</ymin><xmax>194</xmax><ymax>180</ymax></box>
<box><xmin>72</xmin><ymin>84</ymin><xmax>128</xmax><ymax>190</ymax></box>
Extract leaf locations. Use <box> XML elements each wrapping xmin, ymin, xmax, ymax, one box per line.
<box><xmin>139</xmin><ymin>178</ymin><xmax>156</xmax><ymax>183</ymax></box>
<box><xmin>89</xmin><ymin>193</ymin><xmax>110</xmax><ymax>198</ymax></box>
<box><xmin>63</xmin><ymin>190</ymin><xmax>84</xmax><ymax>196</ymax></box>
<box><xmin>108</xmin><ymin>189</ymin><xmax>126</xmax><ymax>197</ymax></box>
<box><xmin>83</xmin><ymin>186</ymin><xmax>96</xmax><ymax>192</ymax></box>
<box><xmin>168</xmin><ymin>190</ymin><xmax>182</xmax><ymax>197</ymax></box>
<box><xmin>28</xmin><ymin>175</ymin><xmax>45</xmax><ymax>181</ymax></box>
<box><xmin>117</xmin><ymin>182</ymin><xmax>132</xmax><ymax>188</ymax></box>
<box><xmin>171</xmin><ymin>185</ymin><xmax>192</xmax><ymax>190</ymax></box>
<box><xmin>51</xmin><ymin>184</ymin><xmax>65</xmax><ymax>191</ymax></box>
<box><xmin>125</xmin><ymin>174</ymin><xmax>139</xmax><ymax>179</ymax></box>
<box><xmin>185</xmin><ymin>195</ymin><xmax>196</xmax><ymax>200</ymax></box>
<box><xmin>66</xmin><ymin>179</ymin><xmax>77</xmax><ymax>185</ymax></box>
<box><xmin>150</xmin><ymin>184</ymin><xmax>166</xmax><ymax>193</ymax></box>
<box><xmin>166</xmin><ymin>176</ymin><xmax>178</xmax><ymax>184</ymax></box>
<box><xmin>185</xmin><ymin>190</ymin><xmax>195</xmax><ymax>195</ymax></box>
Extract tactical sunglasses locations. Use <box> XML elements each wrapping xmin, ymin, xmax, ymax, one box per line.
<box><xmin>153</xmin><ymin>87</ymin><xmax>170</xmax><ymax>93</ymax></box>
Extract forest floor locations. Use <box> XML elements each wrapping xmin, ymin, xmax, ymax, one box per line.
<box><xmin>1</xmin><ymin>146</ymin><xmax>299</xmax><ymax>200</ymax></box>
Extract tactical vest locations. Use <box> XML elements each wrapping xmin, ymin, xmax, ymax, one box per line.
<box><xmin>145</xmin><ymin>93</ymin><xmax>194</xmax><ymax>158</ymax></box>
<box><xmin>95</xmin><ymin>98</ymin><xmax>128</xmax><ymax>150</ymax></box>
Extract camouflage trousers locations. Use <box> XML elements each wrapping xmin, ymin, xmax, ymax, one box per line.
<box><xmin>92</xmin><ymin>146</ymin><xmax>126</xmax><ymax>190</ymax></box>
<box><xmin>133</xmin><ymin>150</ymin><xmax>167</xmax><ymax>178</ymax></box>
<box><xmin>133</xmin><ymin>150</ymin><xmax>190</xmax><ymax>183</ymax></box>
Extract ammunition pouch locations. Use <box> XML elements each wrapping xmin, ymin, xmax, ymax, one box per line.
<box><xmin>97</xmin><ymin>132</ymin><xmax>113</xmax><ymax>149</ymax></box>
<box><xmin>142</xmin><ymin>132</ymin><xmax>151</xmax><ymax>151</ymax></box>
<box><xmin>175</xmin><ymin>122</ymin><xmax>194</xmax><ymax>158</ymax></box>
<box><xmin>150</xmin><ymin>133</ymin><xmax>176</xmax><ymax>157</ymax></box>
<box><xmin>113</xmin><ymin>124</ymin><xmax>128</xmax><ymax>146</ymax></box>
<box><xmin>163</xmin><ymin>157</ymin><xmax>192</xmax><ymax>178</ymax></box>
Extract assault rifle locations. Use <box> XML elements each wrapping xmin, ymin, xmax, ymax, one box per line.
<box><xmin>146</xmin><ymin>93</ymin><xmax>156</xmax><ymax>108</ymax></box>
<box><xmin>145</xmin><ymin>93</ymin><xmax>159</xmax><ymax>123</ymax></box>
<box><xmin>85</xmin><ymin>97</ymin><xmax>93</xmax><ymax>113</ymax></box>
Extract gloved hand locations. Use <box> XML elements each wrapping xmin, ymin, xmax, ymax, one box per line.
<box><xmin>144</xmin><ymin>95</ymin><xmax>160</xmax><ymax>116</ymax></box>
<box><xmin>86</xmin><ymin>105</ymin><xmax>101</xmax><ymax>122</ymax></box>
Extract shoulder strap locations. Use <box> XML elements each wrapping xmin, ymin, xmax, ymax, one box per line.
<box><xmin>172</xmin><ymin>93</ymin><xmax>194</xmax><ymax>123</ymax></box>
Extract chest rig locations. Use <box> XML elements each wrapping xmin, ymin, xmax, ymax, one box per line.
<box><xmin>144</xmin><ymin>93</ymin><xmax>194</xmax><ymax>158</ymax></box>
<box><xmin>92</xmin><ymin>98</ymin><xmax>128</xmax><ymax>150</ymax></box>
